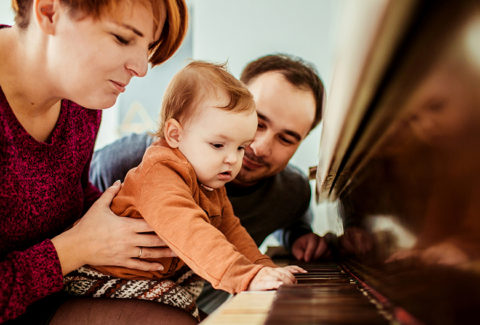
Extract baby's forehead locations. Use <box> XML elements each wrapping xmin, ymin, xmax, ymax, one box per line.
<box><xmin>186</xmin><ymin>106</ymin><xmax>257</xmax><ymax>138</ymax></box>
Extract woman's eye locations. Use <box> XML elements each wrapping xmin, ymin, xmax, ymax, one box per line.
<box><xmin>210</xmin><ymin>143</ymin><xmax>224</xmax><ymax>149</ymax></box>
<box><xmin>238</xmin><ymin>146</ymin><xmax>245</xmax><ymax>151</ymax></box>
<box><xmin>257</xmin><ymin>123</ymin><xmax>266</xmax><ymax>130</ymax></box>
<box><xmin>114</xmin><ymin>34</ymin><xmax>130</xmax><ymax>45</ymax></box>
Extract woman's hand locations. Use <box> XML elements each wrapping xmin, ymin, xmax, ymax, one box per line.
<box><xmin>247</xmin><ymin>266</ymin><xmax>299</xmax><ymax>291</ymax></box>
<box><xmin>51</xmin><ymin>181</ymin><xmax>176</xmax><ymax>275</ymax></box>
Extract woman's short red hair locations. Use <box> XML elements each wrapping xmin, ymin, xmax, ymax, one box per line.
<box><xmin>11</xmin><ymin>0</ymin><xmax>188</xmax><ymax>66</ymax></box>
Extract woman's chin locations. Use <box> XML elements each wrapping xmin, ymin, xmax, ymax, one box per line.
<box><xmin>81</xmin><ymin>98</ymin><xmax>118</xmax><ymax>110</ymax></box>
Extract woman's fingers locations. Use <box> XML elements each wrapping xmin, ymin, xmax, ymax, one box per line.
<box><xmin>135</xmin><ymin>246</ymin><xmax>177</xmax><ymax>259</ymax></box>
<box><xmin>95</xmin><ymin>181</ymin><xmax>122</xmax><ymax>206</ymax></box>
<box><xmin>131</xmin><ymin>232</ymin><xmax>168</xmax><ymax>247</ymax></box>
<box><xmin>123</xmin><ymin>258</ymin><xmax>165</xmax><ymax>272</ymax></box>
<box><xmin>71</xmin><ymin>182</ymin><xmax>177</xmax><ymax>269</ymax></box>
<box><xmin>124</xmin><ymin>217</ymin><xmax>164</xmax><ymax>235</ymax></box>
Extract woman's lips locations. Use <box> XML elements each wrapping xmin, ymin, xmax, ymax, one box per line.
<box><xmin>110</xmin><ymin>80</ymin><xmax>126</xmax><ymax>93</ymax></box>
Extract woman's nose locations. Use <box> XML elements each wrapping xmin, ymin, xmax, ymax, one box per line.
<box><xmin>125</xmin><ymin>49</ymin><xmax>149</xmax><ymax>77</ymax></box>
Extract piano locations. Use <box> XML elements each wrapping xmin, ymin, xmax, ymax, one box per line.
<box><xmin>202</xmin><ymin>0</ymin><xmax>480</xmax><ymax>323</ymax></box>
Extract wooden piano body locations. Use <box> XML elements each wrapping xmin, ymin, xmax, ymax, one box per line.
<box><xmin>203</xmin><ymin>0</ymin><xmax>480</xmax><ymax>323</ymax></box>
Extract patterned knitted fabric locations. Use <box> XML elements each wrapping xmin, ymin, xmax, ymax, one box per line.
<box><xmin>64</xmin><ymin>266</ymin><xmax>204</xmax><ymax>320</ymax></box>
<box><xmin>0</xmin><ymin>85</ymin><xmax>102</xmax><ymax>322</ymax></box>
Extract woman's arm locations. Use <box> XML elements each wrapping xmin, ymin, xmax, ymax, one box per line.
<box><xmin>0</xmin><ymin>239</ymin><xmax>63</xmax><ymax>322</ymax></box>
<box><xmin>0</xmin><ymin>183</ymin><xmax>173</xmax><ymax>322</ymax></box>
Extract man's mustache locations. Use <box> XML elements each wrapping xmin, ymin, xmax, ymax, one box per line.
<box><xmin>244</xmin><ymin>150</ymin><xmax>268</xmax><ymax>167</ymax></box>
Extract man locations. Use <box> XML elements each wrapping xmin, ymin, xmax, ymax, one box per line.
<box><xmin>89</xmin><ymin>54</ymin><xmax>327</xmax><ymax>312</ymax></box>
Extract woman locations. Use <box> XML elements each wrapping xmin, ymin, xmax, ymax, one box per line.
<box><xmin>0</xmin><ymin>0</ymin><xmax>193</xmax><ymax>323</ymax></box>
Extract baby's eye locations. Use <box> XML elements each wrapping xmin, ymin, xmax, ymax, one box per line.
<box><xmin>210</xmin><ymin>143</ymin><xmax>224</xmax><ymax>149</ymax></box>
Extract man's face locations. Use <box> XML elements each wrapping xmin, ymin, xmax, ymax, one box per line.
<box><xmin>234</xmin><ymin>71</ymin><xmax>316</xmax><ymax>186</ymax></box>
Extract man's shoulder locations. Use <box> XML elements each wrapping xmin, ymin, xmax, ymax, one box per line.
<box><xmin>255</xmin><ymin>164</ymin><xmax>311</xmax><ymax>201</ymax></box>
<box><xmin>274</xmin><ymin>164</ymin><xmax>310</xmax><ymax>190</ymax></box>
<box><xmin>92</xmin><ymin>132</ymin><xmax>154</xmax><ymax>162</ymax></box>
<box><xmin>89</xmin><ymin>132</ymin><xmax>155</xmax><ymax>191</ymax></box>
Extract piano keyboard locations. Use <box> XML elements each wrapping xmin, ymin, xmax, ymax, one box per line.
<box><xmin>201</xmin><ymin>262</ymin><xmax>408</xmax><ymax>324</ymax></box>
<box><xmin>200</xmin><ymin>291</ymin><xmax>276</xmax><ymax>325</ymax></box>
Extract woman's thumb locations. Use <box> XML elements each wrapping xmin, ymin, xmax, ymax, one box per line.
<box><xmin>98</xmin><ymin>180</ymin><xmax>121</xmax><ymax>205</ymax></box>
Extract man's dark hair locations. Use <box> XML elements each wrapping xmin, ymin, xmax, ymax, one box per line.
<box><xmin>240</xmin><ymin>54</ymin><xmax>324</xmax><ymax>132</ymax></box>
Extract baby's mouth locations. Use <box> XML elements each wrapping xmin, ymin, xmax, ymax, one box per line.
<box><xmin>218</xmin><ymin>171</ymin><xmax>233</xmax><ymax>180</ymax></box>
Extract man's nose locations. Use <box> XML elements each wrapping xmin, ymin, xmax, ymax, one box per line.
<box><xmin>250</xmin><ymin>133</ymin><xmax>272</xmax><ymax>158</ymax></box>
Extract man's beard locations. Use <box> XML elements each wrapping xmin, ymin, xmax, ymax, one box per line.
<box><xmin>235</xmin><ymin>151</ymin><xmax>270</xmax><ymax>184</ymax></box>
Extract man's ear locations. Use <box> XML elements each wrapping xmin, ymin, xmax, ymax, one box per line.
<box><xmin>164</xmin><ymin>118</ymin><xmax>183</xmax><ymax>148</ymax></box>
<box><xmin>34</xmin><ymin>0</ymin><xmax>59</xmax><ymax>35</ymax></box>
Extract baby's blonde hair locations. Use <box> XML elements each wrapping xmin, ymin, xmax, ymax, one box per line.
<box><xmin>156</xmin><ymin>61</ymin><xmax>256</xmax><ymax>139</ymax></box>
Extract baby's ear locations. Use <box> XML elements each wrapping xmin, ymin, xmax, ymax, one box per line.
<box><xmin>164</xmin><ymin>118</ymin><xmax>182</xmax><ymax>148</ymax></box>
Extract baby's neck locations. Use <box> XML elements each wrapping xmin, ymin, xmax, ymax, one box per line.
<box><xmin>200</xmin><ymin>183</ymin><xmax>214</xmax><ymax>191</ymax></box>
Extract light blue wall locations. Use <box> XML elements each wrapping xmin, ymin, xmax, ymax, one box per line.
<box><xmin>191</xmin><ymin>0</ymin><xmax>342</xmax><ymax>176</ymax></box>
<box><xmin>0</xmin><ymin>2</ymin><xmax>15</xmax><ymax>25</ymax></box>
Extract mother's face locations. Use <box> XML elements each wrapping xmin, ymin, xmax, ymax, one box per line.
<box><xmin>45</xmin><ymin>1</ymin><xmax>164</xmax><ymax>109</ymax></box>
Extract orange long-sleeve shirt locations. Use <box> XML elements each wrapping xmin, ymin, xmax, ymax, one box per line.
<box><xmin>94</xmin><ymin>141</ymin><xmax>276</xmax><ymax>294</ymax></box>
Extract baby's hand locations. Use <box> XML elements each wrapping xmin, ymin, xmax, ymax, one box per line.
<box><xmin>247</xmin><ymin>266</ymin><xmax>301</xmax><ymax>291</ymax></box>
<box><xmin>282</xmin><ymin>265</ymin><xmax>307</xmax><ymax>274</ymax></box>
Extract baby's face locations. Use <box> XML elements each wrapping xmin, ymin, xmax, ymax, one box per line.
<box><xmin>178</xmin><ymin>95</ymin><xmax>257</xmax><ymax>189</ymax></box>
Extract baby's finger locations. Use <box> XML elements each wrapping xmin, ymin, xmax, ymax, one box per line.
<box><xmin>250</xmin><ymin>280</ymin><xmax>282</xmax><ymax>291</ymax></box>
<box><xmin>284</xmin><ymin>265</ymin><xmax>307</xmax><ymax>273</ymax></box>
<box><xmin>275</xmin><ymin>269</ymin><xmax>296</xmax><ymax>284</ymax></box>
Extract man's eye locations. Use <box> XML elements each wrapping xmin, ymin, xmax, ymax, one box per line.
<box><xmin>114</xmin><ymin>34</ymin><xmax>130</xmax><ymax>45</ymax></box>
<box><xmin>257</xmin><ymin>123</ymin><xmax>266</xmax><ymax>130</ymax></box>
<box><xmin>279</xmin><ymin>136</ymin><xmax>295</xmax><ymax>145</ymax></box>
<box><xmin>210</xmin><ymin>143</ymin><xmax>224</xmax><ymax>149</ymax></box>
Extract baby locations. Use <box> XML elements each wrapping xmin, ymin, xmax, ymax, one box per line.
<box><xmin>65</xmin><ymin>61</ymin><xmax>302</xmax><ymax>312</ymax></box>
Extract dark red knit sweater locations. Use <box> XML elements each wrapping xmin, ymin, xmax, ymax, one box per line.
<box><xmin>0</xmin><ymin>85</ymin><xmax>102</xmax><ymax>322</ymax></box>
